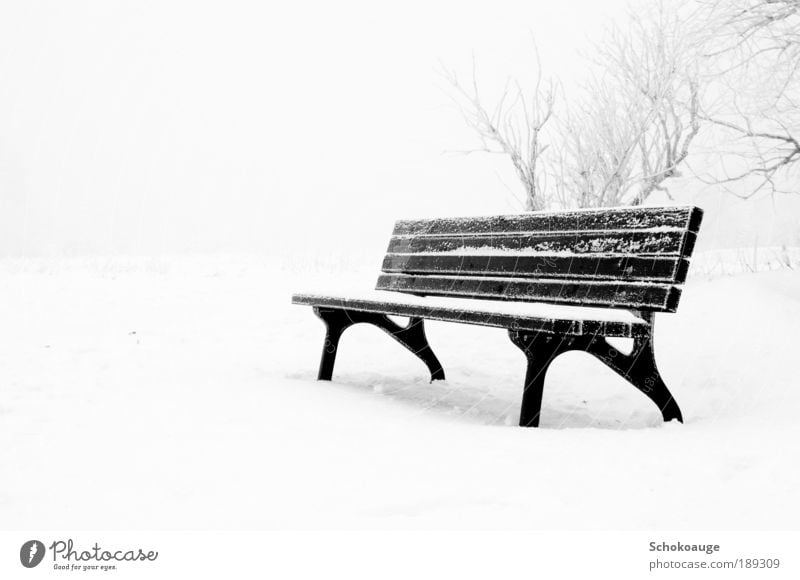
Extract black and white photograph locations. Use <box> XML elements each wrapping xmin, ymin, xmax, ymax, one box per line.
<box><xmin>1</xmin><ymin>0</ymin><xmax>798</xmax><ymax>577</ymax></box>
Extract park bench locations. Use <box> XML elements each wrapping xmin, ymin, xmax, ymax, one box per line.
<box><xmin>292</xmin><ymin>205</ymin><xmax>704</xmax><ymax>427</ymax></box>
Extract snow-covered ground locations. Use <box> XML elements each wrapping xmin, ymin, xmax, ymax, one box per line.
<box><xmin>0</xmin><ymin>255</ymin><xmax>798</xmax><ymax>529</ymax></box>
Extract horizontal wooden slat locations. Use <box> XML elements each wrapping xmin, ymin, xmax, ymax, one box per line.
<box><xmin>382</xmin><ymin>254</ymin><xmax>690</xmax><ymax>283</ymax></box>
<box><xmin>387</xmin><ymin>230</ymin><xmax>688</xmax><ymax>256</ymax></box>
<box><xmin>376</xmin><ymin>274</ymin><xmax>682</xmax><ymax>312</ymax></box>
<box><xmin>291</xmin><ymin>293</ymin><xmax>648</xmax><ymax>337</ymax></box>
<box><xmin>393</xmin><ymin>206</ymin><xmax>703</xmax><ymax>237</ymax></box>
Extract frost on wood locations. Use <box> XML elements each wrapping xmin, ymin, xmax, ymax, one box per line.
<box><xmin>387</xmin><ymin>231</ymin><xmax>691</xmax><ymax>257</ymax></box>
<box><xmin>378</xmin><ymin>206</ymin><xmax>701</xmax><ymax>312</ymax></box>
<box><xmin>392</xmin><ymin>205</ymin><xmax>703</xmax><ymax>236</ymax></box>
<box><xmin>292</xmin><ymin>291</ymin><xmax>647</xmax><ymax>337</ymax></box>
<box><xmin>300</xmin><ymin>206</ymin><xmax>703</xmax><ymax>313</ymax></box>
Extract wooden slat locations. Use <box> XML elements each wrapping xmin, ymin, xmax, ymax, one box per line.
<box><xmin>291</xmin><ymin>293</ymin><xmax>648</xmax><ymax>337</ymax></box>
<box><xmin>393</xmin><ymin>206</ymin><xmax>703</xmax><ymax>236</ymax></box>
<box><xmin>387</xmin><ymin>230</ymin><xmax>688</xmax><ymax>256</ymax></box>
<box><xmin>382</xmin><ymin>254</ymin><xmax>690</xmax><ymax>283</ymax></box>
<box><xmin>376</xmin><ymin>274</ymin><xmax>682</xmax><ymax>312</ymax></box>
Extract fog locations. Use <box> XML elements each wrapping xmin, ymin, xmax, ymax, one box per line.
<box><xmin>0</xmin><ymin>0</ymin><xmax>796</xmax><ymax>259</ymax></box>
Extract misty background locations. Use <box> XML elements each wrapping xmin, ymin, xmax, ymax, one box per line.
<box><xmin>0</xmin><ymin>0</ymin><xmax>796</xmax><ymax>262</ymax></box>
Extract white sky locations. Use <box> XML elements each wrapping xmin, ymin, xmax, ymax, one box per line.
<box><xmin>0</xmin><ymin>0</ymin><xmax>795</xmax><ymax>258</ymax></box>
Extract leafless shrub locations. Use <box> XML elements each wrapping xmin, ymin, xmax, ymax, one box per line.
<box><xmin>440</xmin><ymin>51</ymin><xmax>556</xmax><ymax>210</ymax></box>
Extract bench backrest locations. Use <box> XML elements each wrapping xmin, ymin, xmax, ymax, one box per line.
<box><xmin>376</xmin><ymin>205</ymin><xmax>703</xmax><ymax>313</ymax></box>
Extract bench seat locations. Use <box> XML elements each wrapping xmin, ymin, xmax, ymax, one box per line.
<box><xmin>292</xmin><ymin>290</ymin><xmax>648</xmax><ymax>337</ymax></box>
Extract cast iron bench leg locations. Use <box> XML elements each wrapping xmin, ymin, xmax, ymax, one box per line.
<box><xmin>584</xmin><ymin>332</ymin><xmax>683</xmax><ymax>423</ymax></box>
<box><xmin>313</xmin><ymin>307</ymin><xmax>446</xmax><ymax>382</ymax></box>
<box><xmin>509</xmin><ymin>326</ymin><xmax>683</xmax><ymax>427</ymax></box>
<box><xmin>508</xmin><ymin>331</ymin><xmax>566</xmax><ymax>427</ymax></box>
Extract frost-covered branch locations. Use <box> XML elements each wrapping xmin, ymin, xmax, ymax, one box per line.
<box><xmin>441</xmin><ymin>51</ymin><xmax>556</xmax><ymax>210</ymax></box>
<box><xmin>697</xmin><ymin>0</ymin><xmax>800</xmax><ymax>196</ymax></box>
<box><xmin>554</xmin><ymin>0</ymin><xmax>702</xmax><ymax>208</ymax></box>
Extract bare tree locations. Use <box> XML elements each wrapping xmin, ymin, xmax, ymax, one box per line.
<box><xmin>553</xmin><ymin>79</ymin><xmax>643</xmax><ymax>208</ymax></box>
<box><xmin>445</xmin><ymin>0</ymin><xmax>800</xmax><ymax>209</ymax></box>
<box><xmin>554</xmin><ymin>0</ymin><xmax>702</xmax><ymax>208</ymax></box>
<box><xmin>441</xmin><ymin>54</ymin><xmax>556</xmax><ymax>210</ymax></box>
<box><xmin>696</xmin><ymin>0</ymin><xmax>800</xmax><ymax>196</ymax></box>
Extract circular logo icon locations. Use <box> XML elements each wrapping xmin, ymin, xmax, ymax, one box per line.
<box><xmin>20</xmin><ymin>540</ymin><xmax>46</xmax><ymax>568</ymax></box>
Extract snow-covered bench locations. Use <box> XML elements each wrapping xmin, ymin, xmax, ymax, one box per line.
<box><xmin>292</xmin><ymin>205</ymin><xmax>704</xmax><ymax>427</ymax></box>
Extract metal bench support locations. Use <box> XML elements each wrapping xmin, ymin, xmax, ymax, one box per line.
<box><xmin>509</xmin><ymin>316</ymin><xmax>682</xmax><ymax>427</ymax></box>
<box><xmin>313</xmin><ymin>307</ymin><xmax>446</xmax><ymax>382</ymax></box>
